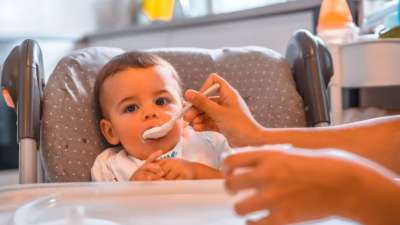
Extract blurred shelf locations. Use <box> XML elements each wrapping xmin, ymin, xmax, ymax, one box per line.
<box><xmin>340</xmin><ymin>38</ymin><xmax>400</xmax><ymax>87</ymax></box>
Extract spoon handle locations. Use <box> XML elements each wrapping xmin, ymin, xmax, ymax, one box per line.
<box><xmin>175</xmin><ymin>83</ymin><xmax>220</xmax><ymax>121</ymax></box>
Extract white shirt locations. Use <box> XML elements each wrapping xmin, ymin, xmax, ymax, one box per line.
<box><xmin>91</xmin><ymin>127</ymin><xmax>231</xmax><ymax>181</ymax></box>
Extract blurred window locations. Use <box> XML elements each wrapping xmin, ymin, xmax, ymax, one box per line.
<box><xmin>135</xmin><ymin>0</ymin><xmax>291</xmax><ymax>25</ymax></box>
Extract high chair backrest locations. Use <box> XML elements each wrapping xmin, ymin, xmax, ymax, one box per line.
<box><xmin>41</xmin><ymin>46</ymin><xmax>306</xmax><ymax>182</ymax></box>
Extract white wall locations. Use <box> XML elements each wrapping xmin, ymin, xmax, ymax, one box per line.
<box><xmin>85</xmin><ymin>11</ymin><xmax>313</xmax><ymax>55</ymax></box>
<box><xmin>0</xmin><ymin>0</ymin><xmax>98</xmax><ymax>38</ymax></box>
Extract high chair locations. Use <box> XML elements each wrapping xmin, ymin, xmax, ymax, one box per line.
<box><xmin>0</xmin><ymin>29</ymin><xmax>333</xmax><ymax>184</ymax></box>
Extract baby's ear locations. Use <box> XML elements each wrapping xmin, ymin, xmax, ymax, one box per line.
<box><xmin>99</xmin><ymin>119</ymin><xmax>120</xmax><ymax>145</ymax></box>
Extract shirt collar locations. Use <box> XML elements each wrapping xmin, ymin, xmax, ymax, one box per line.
<box><xmin>128</xmin><ymin>139</ymin><xmax>183</xmax><ymax>166</ymax></box>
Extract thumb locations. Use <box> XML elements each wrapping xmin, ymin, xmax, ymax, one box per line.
<box><xmin>185</xmin><ymin>90</ymin><xmax>222</xmax><ymax>117</ymax></box>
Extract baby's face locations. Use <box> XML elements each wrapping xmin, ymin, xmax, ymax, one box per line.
<box><xmin>100</xmin><ymin>66</ymin><xmax>183</xmax><ymax>160</ymax></box>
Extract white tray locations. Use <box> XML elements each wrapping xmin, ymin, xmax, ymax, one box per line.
<box><xmin>0</xmin><ymin>180</ymin><xmax>358</xmax><ymax>225</ymax></box>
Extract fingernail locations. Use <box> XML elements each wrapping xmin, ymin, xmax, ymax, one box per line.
<box><xmin>186</xmin><ymin>90</ymin><xmax>198</xmax><ymax>100</ymax></box>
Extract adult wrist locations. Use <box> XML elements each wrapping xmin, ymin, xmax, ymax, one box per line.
<box><xmin>247</xmin><ymin>126</ymin><xmax>277</xmax><ymax>147</ymax></box>
<box><xmin>341</xmin><ymin>165</ymin><xmax>400</xmax><ymax>225</ymax></box>
<box><xmin>236</xmin><ymin>125</ymin><xmax>266</xmax><ymax>147</ymax></box>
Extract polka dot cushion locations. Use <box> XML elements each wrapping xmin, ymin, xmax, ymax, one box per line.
<box><xmin>152</xmin><ymin>47</ymin><xmax>305</xmax><ymax>128</ymax></box>
<box><xmin>41</xmin><ymin>47</ymin><xmax>124</xmax><ymax>182</ymax></box>
<box><xmin>42</xmin><ymin>47</ymin><xmax>305</xmax><ymax>182</ymax></box>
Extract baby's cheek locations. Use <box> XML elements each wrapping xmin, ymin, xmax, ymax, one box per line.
<box><xmin>121</xmin><ymin>126</ymin><xmax>140</xmax><ymax>141</ymax></box>
<box><xmin>161</xmin><ymin>107</ymin><xmax>182</xmax><ymax>129</ymax></box>
<box><xmin>164</xmin><ymin>109</ymin><xmax>178</xmax><ymax>120</ymax></box>
<box><xmin>119</xmin><ymin>127</ymin><xmax>143</xmax><ymax>149</ymax></box>
<box><xmin>168</xmin><ymin>103</ymin><xmax>182</xmax><ymax>114</ymax></box>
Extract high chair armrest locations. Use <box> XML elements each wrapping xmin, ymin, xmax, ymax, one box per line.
<box><xmin>1</xmin><ymin>39</ymin><xmax>44</xmax><ymax>143</ymax></box>
<box><xmin>286</xmin><ymin>29</ymin><xmax>333</xmax><ymax>127</ymax></box>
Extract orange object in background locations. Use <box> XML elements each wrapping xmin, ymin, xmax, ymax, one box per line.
<box><xmin>142</xmin><ymin>0</ymin><xmax>175</xmax><ymax>21</ymax></box>
<box><xmin>318</xmin><ymin>0</ymin><xmax>353</xmax><ymax>32</ymax></box>
<box><xmin>2</xmin><ymin>88</ymin><xmax>15</xmax><ymax>109</ymax></box>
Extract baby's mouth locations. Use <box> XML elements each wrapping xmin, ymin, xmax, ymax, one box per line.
<box><xmin>142</xmin><ymin>125</ymin><xmax>165</xmax><ymax>141</ymax></box>
<box><xmin>142</xmin><ymin>134</ymin><xmax>165</xmax><ymax>142</ymax></box>
<box><xmin>143</xmin><ymin>124</ymin><xmax>159</xmax><ymax>133</ymax></box>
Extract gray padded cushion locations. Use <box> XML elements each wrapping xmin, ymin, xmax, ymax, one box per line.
<box><xmin>42</xmin><ymin>46</ymin><xmax>305</xmax><ymax>182</ymax></box>
<box><xmin>151</xmin><ymin>47</ymin><xmax>305</xmax><ymax>127</ymax></box>
<box><xmin>41</xmin><ymin>47</ymin><xmax>124</xmax><ymax>182</ymax></box>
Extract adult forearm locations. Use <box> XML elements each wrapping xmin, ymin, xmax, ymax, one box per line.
<box><xmin>252</xmin><ymin>116</ymin><xmax>400</xmax><ymax>174</ymax></box>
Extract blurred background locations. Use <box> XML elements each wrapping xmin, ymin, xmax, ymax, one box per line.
<box><xmin>0</xmin><ymin>0</ymin><xmax>398</xmax><ymax>173</ymax></box>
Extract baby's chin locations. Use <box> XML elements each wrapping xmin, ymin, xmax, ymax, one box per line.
<box><xmin>125</xmin><ymin>125</ymin><xmax>183</xmax><ymax>159</ymax></box>
<box><xmin>126</xmin><ymin>136</ymin><xmax>180</xmax><ymax>160</ymax></box>
<box><xmin>147</xmin><ymin>137</ymin><xmax>179</xmax><ymax>153</ymax></box>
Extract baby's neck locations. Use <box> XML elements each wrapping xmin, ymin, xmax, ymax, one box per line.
<box><xmin>134</xmin><ymin>139</ymin><xmax>183</xmax><ymax>161</ymax></box>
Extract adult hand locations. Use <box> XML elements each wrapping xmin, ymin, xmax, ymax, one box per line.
<box><xmin>130</xmin><ymin>150</ymin><xmax>165</xmax><ymax>181</ymax></box>
<box><xmin>223</xmin><ymin>146</ymin><xmax>400</xmax><ymax>225</ymax></box>
<box><xmin>184</xmin><ymin>73</ymin><xmax>263</xmax><ymax>147</ymax></box>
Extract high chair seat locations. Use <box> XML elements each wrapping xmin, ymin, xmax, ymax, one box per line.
<box><xmin>42</xmin><ymin>46</ymin><xmax>305</xmax><ymax>182</ymax></box>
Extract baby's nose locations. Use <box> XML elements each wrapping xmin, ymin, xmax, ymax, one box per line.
<box><xmin>144</xmin><ymin>111</ymin><xmax>158</xmax><ymax>120</ymax></box>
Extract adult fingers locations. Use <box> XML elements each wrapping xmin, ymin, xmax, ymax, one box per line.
<box><xmin>225</xmin><ymin>170</ymin><xmax>266</xmax><ymax>193</ymax></box>
<box><xmin>224</xmin><ymin>149</ymin><xmax>288</xmax><ymax>176</ymax></box>
<box><xmin>247</xmin><ymin>208</ymin><xmax>302</xmax><ymax>225</ymax></box>
<box><xmin>191</xmin><ymin>113</ymin><xmax>206</xmax><ymax>125</ymax></box>
<box><xmin>185</xmin><ymin>73</ymin><xmax>232</xmax><ymax>117</ymax></box>
<box><xmin>196</xmin><ymin>73</ymin><xmax>223</xmax><ymax>92</ymax></box>
<box><xmin>192</xmin><ymin>123</ymin><xmax>208</xmax><ymax>132</ymax></box>
<box><xmin>234</xmin><ymin>192</ymin><xmax>276</xmax><ymax>216</ymax></box>
<box><xmin>198</xmin><ymin>73</ymin><xmax>233</xmax><ymax>95</ymax></box>
<box><xmin>183</xmin><ymin>107</ymin><xmax>203</xmax><ymax>123</ymax></box>
<box><xmin>246</xmin><ymin>214</ymin><xmax>286</xmax><ymax>225</ymax></box>
<box><xmin>223</xmin><ymin>151</ymin><xmax>267</xmax><ymax>176</ymax></box>
<box><xmin>183</xmin><ymin>95</ymin><xmax>221</xmax><ymax>123</ymax></box>
<box><xmin>185</xmin><ymin>89</ymin><xmax>222</xmax><ymax>118</ymax></box>
<box><xmin>234</xmin><ymin>184</ymin><xmax>301</xmax><ymax>216</ymax></box>
<box><xmin>201</xmin><ymin>115</ymin><xmax>220</xmax><ymax>131</ymax></box>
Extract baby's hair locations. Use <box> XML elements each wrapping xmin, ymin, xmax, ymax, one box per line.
<box><xmin>94</xmin><ymin>51</ymin><xmax>182</xmax><ymax>119</ymax></box>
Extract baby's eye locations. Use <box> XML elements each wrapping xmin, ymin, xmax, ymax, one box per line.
<box><xmin>155</xmin><ymin>97</ymin><xmax>170</xmax><ymax>106</ymax></box>
<box><xmin>124</xmin><ymin>104</ymin><xmax>139</xmax><ymax>113</ymax></box>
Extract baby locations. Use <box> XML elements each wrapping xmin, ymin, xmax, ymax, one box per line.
<box><xmin>91</xmin><ymin>51</ymin><xmax>230</xmax><ymax>181</ymax></box>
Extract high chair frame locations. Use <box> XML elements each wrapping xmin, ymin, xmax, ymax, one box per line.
<box><xmin>0</xmin><ymin>29</ymin><xmax>333</xmax><ymax>184</ymax></box>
